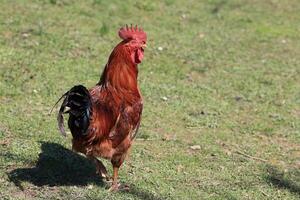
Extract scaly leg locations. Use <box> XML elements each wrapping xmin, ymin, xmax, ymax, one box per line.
<box><xmin>109</xmin><ymin>153</ymin><xmax>125</xmax><ymax>191</ymax></box>
<box><xmin>109</xmin><ymin>166</ymin><xmax>120</xmax><ymax>191</ymax></box>
<box><xmin>109</xmin><ymin>152</ymin><xmax>131</xmax><ymax>191</ymax></box>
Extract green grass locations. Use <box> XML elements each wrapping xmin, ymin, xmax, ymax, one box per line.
<box><xmin>0</xmin><ymin>0</ymin><xmax>300</xmax><ymax>199</ymax></box>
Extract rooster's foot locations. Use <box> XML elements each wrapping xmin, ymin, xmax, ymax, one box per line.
<box><xmin>108</xmin><ymin>183</ymin><xmax>130</xmax><ymax>192</ymax></box>
<box><xmin>108</xmin><ymin>183</ymin><xmax>120</xmax><ymax>192</ymax></box>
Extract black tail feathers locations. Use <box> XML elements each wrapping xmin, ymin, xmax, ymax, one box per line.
<box><xmin>55</xmin><ymin>85</ymin><xmax>92</xmax><ymax>137</ymax></box>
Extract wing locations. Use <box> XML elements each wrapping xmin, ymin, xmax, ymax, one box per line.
<box><xmin>108</xmin><ymin>99</ymin><xmax>143</xmax><ymax>140</ymax></box>
<box><xmin>130</xmin><ymin>100</ymin><xmax>143</xmax><ymax>140</ymax></box>
<box><xmin>86</xmin><ymin>85</ymin><xmax>116</xmax><ymax>141</ymax></box>
<box><xmin>88</xmin><ymin>85</ymin><xmax>143</xmax><ymax>144</ymax></box>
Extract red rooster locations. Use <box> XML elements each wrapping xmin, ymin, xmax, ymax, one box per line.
<box><xmin>55</xmin><ymin>25</ymin><xmax>147</xmax><ymax>191</ymax></box>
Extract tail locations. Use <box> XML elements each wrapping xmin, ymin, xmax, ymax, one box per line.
<box><xmin>55</xmin><ymin>85</ymin><xmax>92</xmax><ymax>137</ymax></box>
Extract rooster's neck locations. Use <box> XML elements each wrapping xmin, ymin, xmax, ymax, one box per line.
<box><xmin>99</xmin><ymin>61</ymin><xmax>139</xmax><ymax>94</ymax></box>
<box><xmin>97</xmin><ymin>43</ymin><xmax>141</xmax><ymax>101</ymax></box>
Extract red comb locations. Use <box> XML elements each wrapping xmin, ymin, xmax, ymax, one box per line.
<box><xmin>118</xmin><ymin>24</ymin><xmax>147</xmax><ymax>42</ymax></box>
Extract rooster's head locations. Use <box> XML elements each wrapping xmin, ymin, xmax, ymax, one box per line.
<box><xmin>118</xmin><ymin>24</ymin><xmax>147</xmax><ymax>64</ymax></box>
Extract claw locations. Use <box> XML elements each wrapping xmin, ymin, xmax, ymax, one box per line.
<box><xmin>108</xmin><ymin>183</ymin><xmax>130</xmax><ymax>192</ymax></box>
<box><xmin>108</xmin><ymin>183</ymin><xmax>120</xmax><ymax>192</ymax></box>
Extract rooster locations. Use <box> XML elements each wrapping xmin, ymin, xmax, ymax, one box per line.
<box><xmin>54</xmin><ymin>25</ymin><xmax>147</xmax><ymax>191</ymax></box>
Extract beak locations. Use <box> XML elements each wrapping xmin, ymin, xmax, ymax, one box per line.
<box><xmin>141</xmin><ymin>43</ymin><xmax>147</xmax><ymax>48</ymax></box>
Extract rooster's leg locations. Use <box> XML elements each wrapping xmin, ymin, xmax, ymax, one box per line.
<box><xmin>109</xmin><ymin>154</ymin><xmax>126</xmax><ymax>191</ymax></box>
<box><xmin>88</xmin><ymin>156</ymin><xmax>110</xmax><ymax>181</ymax></box>
<box><xmin>108</xmin><ymin>166</ymin><xmax>120</xmax><ymax>191</ymax></box>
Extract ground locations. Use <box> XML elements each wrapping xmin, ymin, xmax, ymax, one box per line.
<box><xmin>0</xmin><ymin>0</ymin><xmax>299</xmax><ymax>199</ymax></box>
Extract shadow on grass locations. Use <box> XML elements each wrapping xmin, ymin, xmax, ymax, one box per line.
<box><xmin>265</xmin><ymin>165</ymin><xmax>300</xmax><ymax>196</ymax></box>
<box><xmin>8</xmin><ymin>142</ymin><xmax>104</xmax><ymax>189</ymax></box>
<box><xmin>8</xmin><ymin>142</ymin><xmax>166</xmax><ymax>200</ymax></box>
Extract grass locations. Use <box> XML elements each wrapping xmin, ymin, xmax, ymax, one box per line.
<box><xmin>0</xmin><ymin>0</ymin><xmax>299</xmax><ymax>199</ymax></box>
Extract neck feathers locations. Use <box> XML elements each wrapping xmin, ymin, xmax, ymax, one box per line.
<box><xmin>98</xmin><ymin>43</ymin><xmax>138</xmax><ymax>93</ymax></box>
